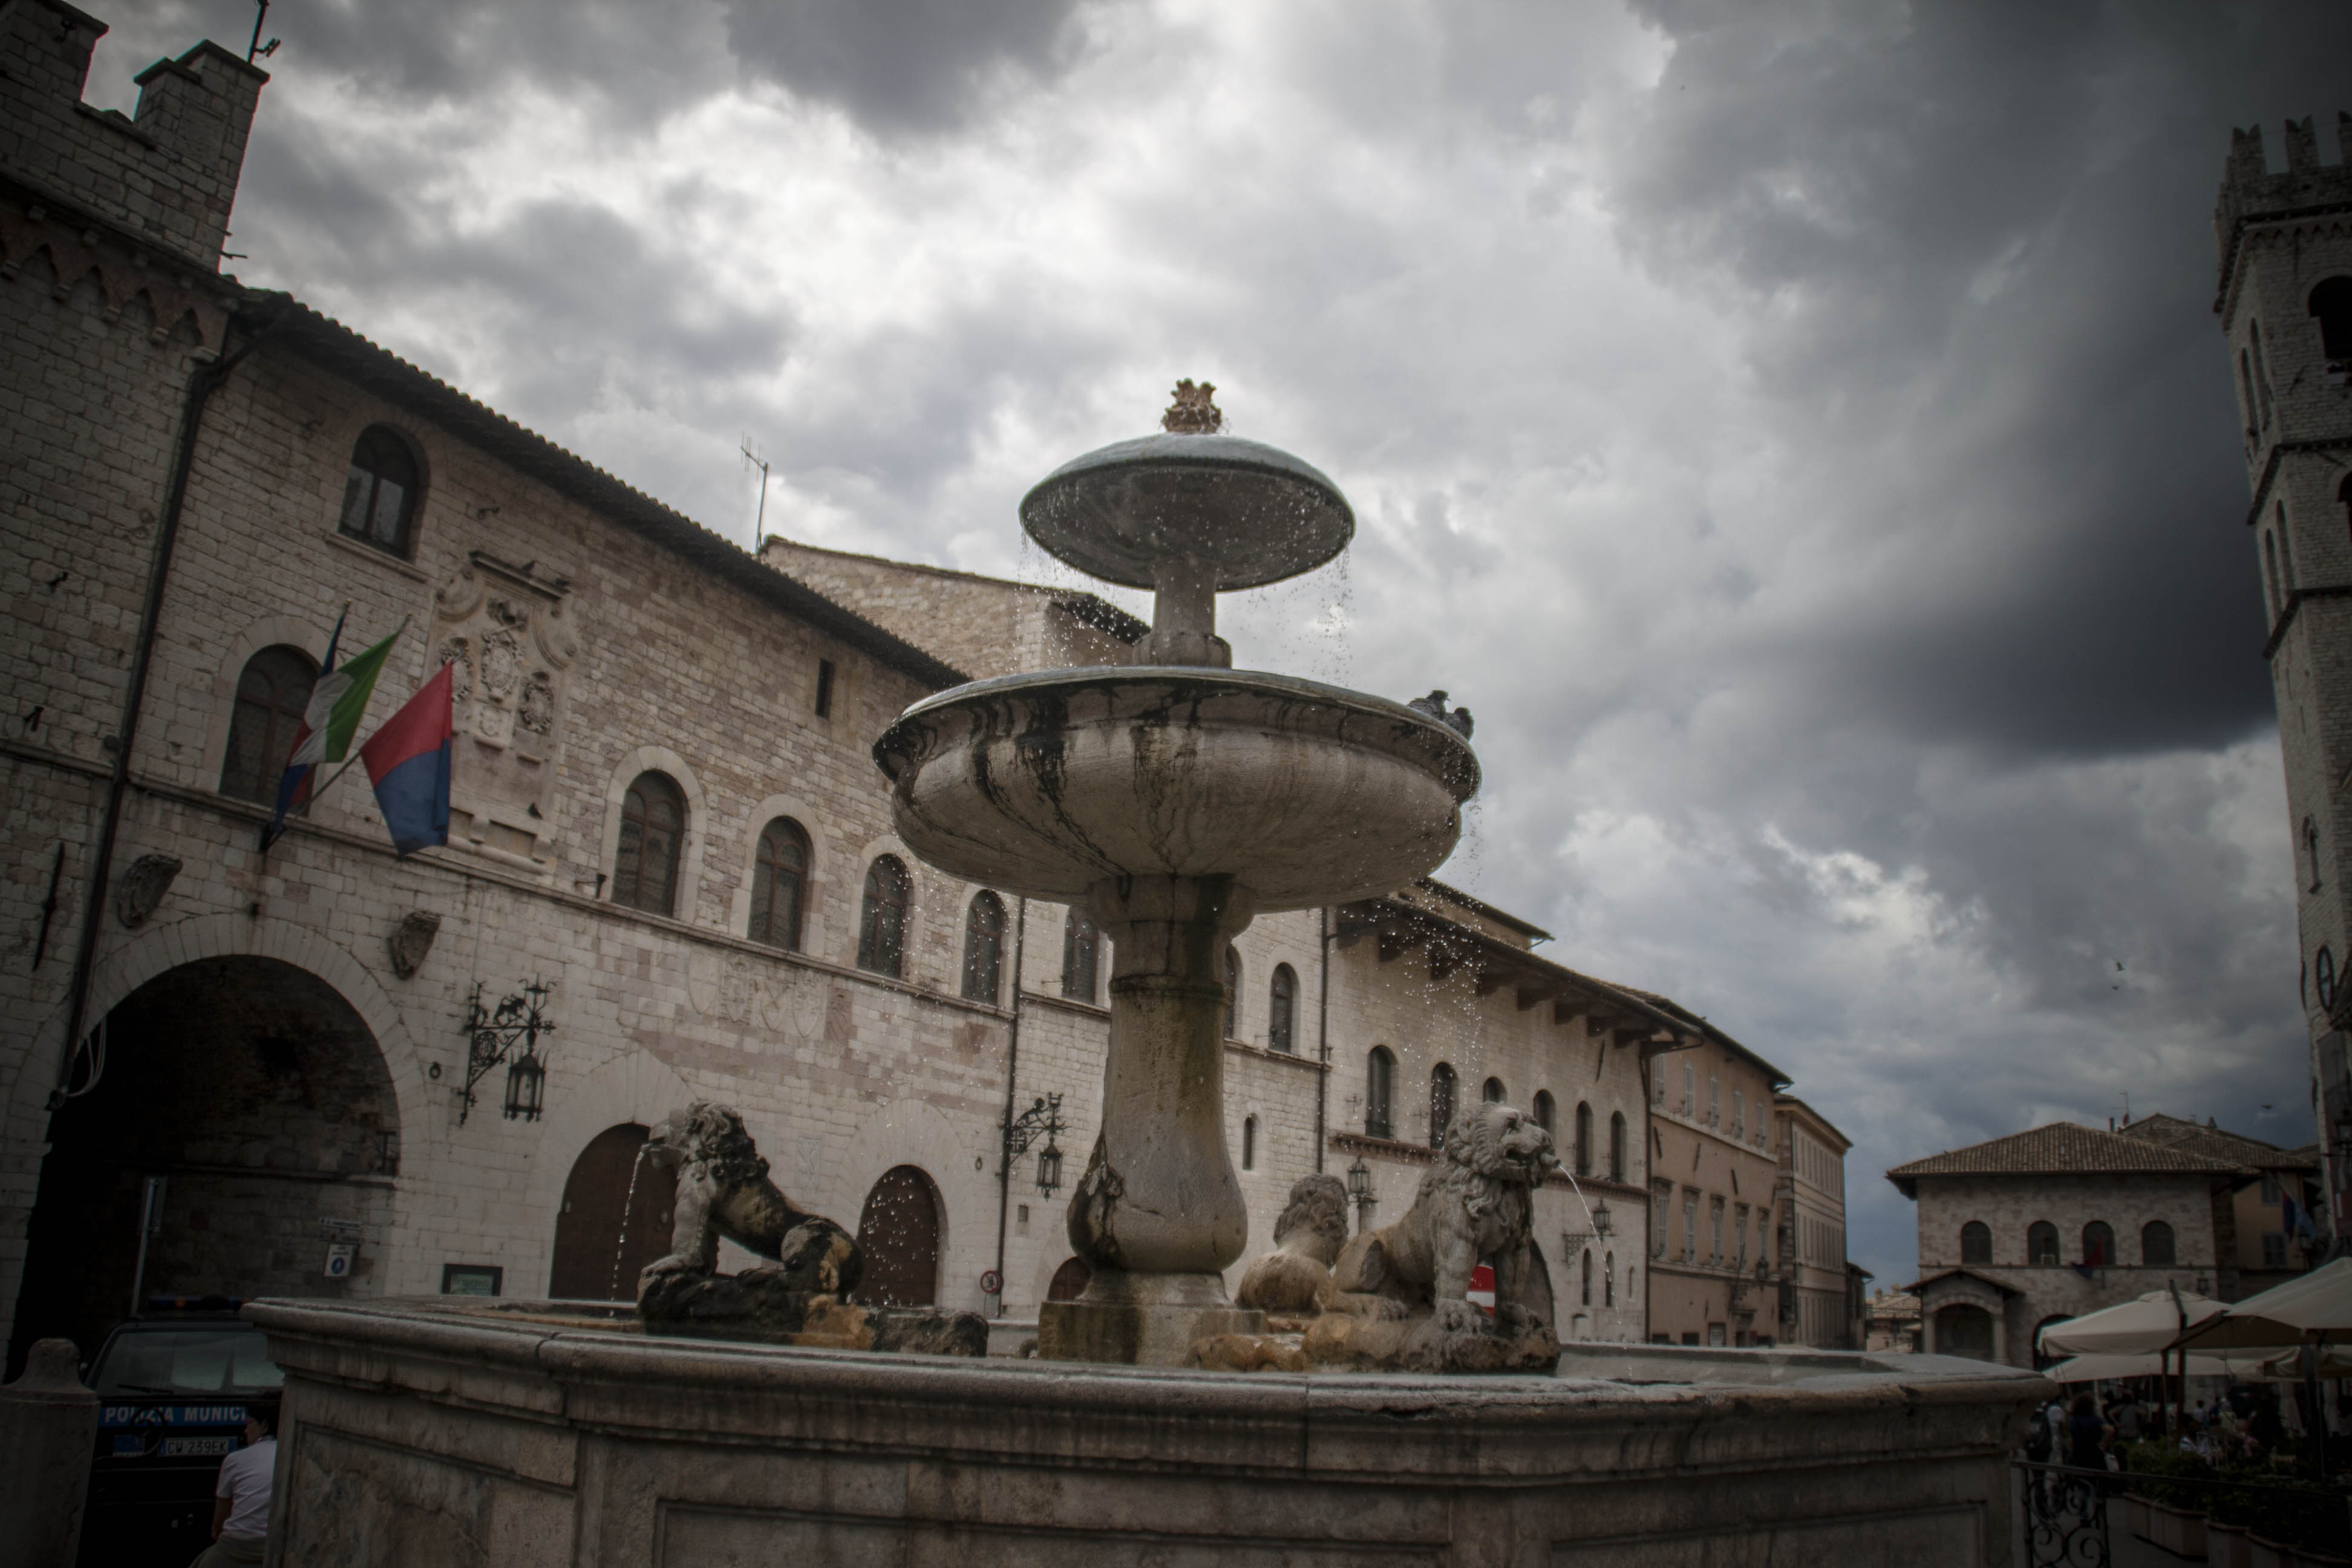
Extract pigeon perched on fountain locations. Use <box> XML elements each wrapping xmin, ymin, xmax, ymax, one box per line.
<box><xmin>1408</xmin><ymin>690</ymin><xmax>1474</xmax><ymax>739</ymax></box>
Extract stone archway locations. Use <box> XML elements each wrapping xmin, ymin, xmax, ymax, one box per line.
<box><xmin>549</xmin><ymin>1124</ymin><xmax>678</xmax><ymax>1301</ymax></box>
<box><xmin>1936</xmin><ymin>1304</ymin><xmax>1997</xmax><ymax>1362</ymax></box>
<box><xmin>9</xmin><ymin>955</ymin><xmax>400</xmax><ymax>1373</ymax></box>
<box><xmin>854</xmin><ymin>1165</ymin><xmax>941</xmax><ymax>1307</ymax></box>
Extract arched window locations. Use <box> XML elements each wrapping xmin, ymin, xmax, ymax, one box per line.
<box><xmin>748</xmin><ymin>817</ymin><xmax>809</xmax><ymax>950</ymax></box>
<box><xmin>2027</xmin><ymin>1221</ymin><xmax>2059</xmax><ymax>1266</ymax></box>
<box><xmin>2264</xmin><ymin>531</ymin><xmax>2282</xmax><ymax>618</ymax></box>
<box><xmin>2311</xmin><ymin>276</ymin><xmax>2352</xmax><ymax>363</ymax></box>
<box><xmin>2239</xmin><ymin>349</ymin><xmax>2260</xmax><ymax>441</ymax></box>
<box><xmin>1241</xmin><ymin>1115</ymin><xmax>1258</xmax><ymax>1171</ymax></box>
<box><xmin>2141</xmin><ymin>1220</ymin><xmax>2177</xmax><ymax>1267</ymax></box>
<box><xmin>1532</xmin><ymin>1090</ymin><xmax>1556</xmax><ymax>1137</ymax></box>
<box><xmin>1604</xmin><ymin>1251</ymin><xmax>1615</xmax><ymax>1308</ymax></box>
<box><xmin>2081</xmin><ymin>1220</ymin><xmax>2114</xmax><ymax>1268</ymax></box>
<box><xmin>1428</xmin><ymin>1062</ymin><xmax>1457</xmax><ymax>1149</ymax></box>
<box><xmin>1062</xmin><ymin>907</ymin><xmax>1100</xmax><ymax>1002</ymax></box>
<box><xmin>1609</xmin><ymin>1111</ymin><xmax>1627</xmax><ymax>1181</ymax></box>
<box><xmin>2251</xmin><ymin>318</ymin><xmax>2276</xmax><ymax>429</ymax></box>
<box><xmin>219</xmin><ymin>644</ymin><xmax>316</xmax><ymax>802</ymax></box>
<box><xmin>1269</xmin><ymin>964</ymin><xmax>1297</xmax><ymax>1054</ymax></box>
<box><xmin>961</xmin><ymin>891</ymin><xmax>1005</xmax><ymax>1004</ymax></box>
<box><xmin>337</xmin><ymin>425</ymin><xmax>422</xmax><ymax>557</ymax></box>
<box><xmin>1224</xmin><ymin>946</ymin><xmax>1240</xmax><ymax>1037</ymax></box>
<box><xmin>1573</xmin><ymin>1100</ymin><xmax>1593</xmax><ymax>1177</ymax></box>
<box><xmin>1960</xmin><ymin>1221</ymin><xmax>1991</xmax><ymax>1265</ymax></box>
<box><xmin>1365</xmin><ymin>1047</ymin><xmax>1394</xmax><ymax>1140</ymax></box>
<box><xmin>613</xmin><ymin>771</ymin><xmax>685</xmax><ymax>916</ymax></box>
<box><xmin>1581</xmin><ymin>1248</ymin><xmax>1593</xmax><ymax>1307</ymax></box>
<box><xmin>2278</xmin><ymin>502</ymin><xmax>2298</xmax><ymax>588</ymax></box>
<box><xmin>2307</xmin><ymin>817</ymin><xmax>2324</xmax><ymax>893</ymax></box>
<box><xmin>857</xmin><ymin>855</ymin><xmax>910</xmax><ymax>976</ymax></box>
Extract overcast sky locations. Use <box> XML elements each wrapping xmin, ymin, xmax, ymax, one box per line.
<box><xmin>93</xmin><ymin>0</ymin><xmax>2351</xmax><ymax>1292</ymax></box>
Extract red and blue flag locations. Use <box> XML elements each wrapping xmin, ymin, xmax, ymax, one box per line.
<box><xmin>358</xmin><ymin>664</ymin><xmax>454</xmax><ymax>857</ymax></box>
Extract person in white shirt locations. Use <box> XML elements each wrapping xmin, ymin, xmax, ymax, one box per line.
<box><xmin>191</xmin><ymin>1398</ymin><xmax>277</xmax><ymax>1567</ymax></box>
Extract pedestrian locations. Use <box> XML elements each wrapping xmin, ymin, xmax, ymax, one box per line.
<box><xmin>191</xmin><ymin>1397</ymin><xmax>277</xmax><ymax>1567</ymax></box>
<box><xmin>2112</xmin><ymin>1391</ymin><xmax>2141</xmax><ymax>1443</ymax></box>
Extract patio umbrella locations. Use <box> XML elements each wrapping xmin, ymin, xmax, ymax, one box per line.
<box><xmin>2042</xmin><ymin>1350</ymin><xmax>2275</xmax><ymax>1383</ymax></box>
<box><xmin>2036</xmin><ymin>1289</ymin><xmax>2230</xmax><ymax>1357</ymax></box>
<box><xmin>2177</xmin><ymin>1258</ymin><xmax>2352</xmax><ymax>1353</ymax></box>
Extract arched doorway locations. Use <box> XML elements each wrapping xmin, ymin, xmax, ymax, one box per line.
<box><xmin>854</xmin><ymin>1165</ymin><xmax>941</xmax><ymax>1307</ymax></box>
<box><xmin>1936</xmin><ymin>1304</ymin><xmax>1997</xmax><ymax>1362</ymax></box>
<box><xmin>10</xmin><ymin>956</ymin><xmax>399</xmax><ymax>1373</ymax></box>
<box><xmin>549</xmin><ymin>1125</ymin><xmax>679</xmax><ymax>1301</ymax></box>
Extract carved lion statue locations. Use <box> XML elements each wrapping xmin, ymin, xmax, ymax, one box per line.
<box><xmin>1324</xmin><ymin>1100</ymin><xmax>1559</xmax><ymax>1343</ymax></box>
<box><xmin>637</xmin><ymin>1101</ymin><xmax>860</xmax><ymax>1299</ymax></box>
<box><xmin>1236</xmin><ymin>1173</ymin><xmax>1351</xmax><ymax>1314</ymax></box>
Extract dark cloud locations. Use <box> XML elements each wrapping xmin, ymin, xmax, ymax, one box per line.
<box><xmin>724</xmin><ymin>0</ymin><xmax>1093</xmax><ymax>134</ymax></box>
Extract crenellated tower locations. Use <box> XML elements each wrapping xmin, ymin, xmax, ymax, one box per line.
<box><xmin>0</xmin><ymin>0</ymin><xmax>267</xmax><ymax>269</ymax></box>
<box><xmin>2214</xmin><ymin>113</ymin><xmax>2352</xmax><ymax>1244</ymax></box>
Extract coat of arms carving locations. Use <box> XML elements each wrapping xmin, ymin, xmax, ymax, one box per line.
<box><xmin>430</xmin><ymin>552</ymin><xmax>577</xmax><ymax>868</ymax></box>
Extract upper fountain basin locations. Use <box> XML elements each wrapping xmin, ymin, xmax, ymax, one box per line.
<box><xmin>872</xmin><ymin>668</ymin><xmax>1477</xmax><ymax>910</ymax></box>
<box><xmin>1019</xmin><ymin>434</ymin><xmax>1355</xmax><ymax>592</ymax></box>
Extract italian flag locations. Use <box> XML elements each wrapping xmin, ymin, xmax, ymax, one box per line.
<box><xmin>264</xmin><ymin>620</ymin><xmax>400</xmax><ymax>848</ymax></box>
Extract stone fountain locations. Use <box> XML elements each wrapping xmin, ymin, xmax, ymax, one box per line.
<box><xmin>234</xmin><ymin>385</ymin><xmax>2052</xmax><ymax>1564</ymax></box>
<box><xmin>874</xmin><ymin>381</ymin><xmax>1477</xmax><ymax>1365</ymax></box>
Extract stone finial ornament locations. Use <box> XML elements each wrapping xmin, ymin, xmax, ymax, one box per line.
<box><xmin>114</xmin><ymin>854</ymin><xmax>181</xmax><ymax>927</ymax></box>
<box><xmin>1161</xmin><ymin>379</ymin><xmax>1222</xmax><ymax>434</ymax></box>
<box><xmin>388</xmin><ymin>911</ymin><xmax>442</xmax><ymax>978</ymax></box>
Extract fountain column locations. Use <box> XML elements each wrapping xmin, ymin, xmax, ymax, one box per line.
<box><xmin>1043</xmin><ymin>874</ymin><xmax>1261</xmax><ymax>1362</ymax></box>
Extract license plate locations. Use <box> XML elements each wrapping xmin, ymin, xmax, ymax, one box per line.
<box><xmin>162</xmin><ymin>1437</ymin><xmax>234</xmax><ymax>1457</ymax></box>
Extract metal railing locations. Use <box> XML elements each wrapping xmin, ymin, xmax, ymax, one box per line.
<box><xmin>2014</xmin><ymin>1456</ymin><xmax>2352</xmax><ymax>1567</ymax></box>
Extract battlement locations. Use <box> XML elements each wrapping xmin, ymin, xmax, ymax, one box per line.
<box><xmin>0</xmin><ymin>0</ymin><xmax>267</xmax><ymax>269</ymax></box>
<box><xmin>2215</xmin><ymin>113</ymin><xmax>2352</xmax><ymax>296</ymax></box>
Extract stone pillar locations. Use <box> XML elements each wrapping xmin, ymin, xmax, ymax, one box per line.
<box><xmin>1040</xmin><ymin>874</ymin><xmax>1264</xmax><ymax>1364</ymax></box>
<box><xmin>0</xmin><ymin>1339</ymin><xmax>98</xmax><ymax>1568</ymax></box>
<box><xmin>1140</xmin><ymin>555</ymin><xmax>1230</xmax><ymax>668</ymax></box>
<box><xmin>1919</xmin><ymin>1305</ymin><xmax>1937</xmax><ymax>1356</ymax></box>
<box><xmin>1991</xmin><ymin>1305</ymin><xmax>2010</xmax><ymax>1368</ymax></box>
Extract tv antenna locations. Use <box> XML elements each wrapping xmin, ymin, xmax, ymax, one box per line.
<box><xmin>740</xmin><ymin>437</ymin><xmax>771</xmax><ymax>550</ymax></box>
<box><xmin>246</xmin><ymin>0</ymin><xmax>281</xmax><ymax>62</ymax></box>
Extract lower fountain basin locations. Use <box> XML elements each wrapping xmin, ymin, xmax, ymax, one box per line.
<box><xmin>246</xmin><ymin>1296</ymin><xmax>2047</xmax><ymax>1566</ymax></box>
<box><xmin>871</xmin><ymin>667</ymin><xmax>1478</xmax><ymax>910</ymax></box>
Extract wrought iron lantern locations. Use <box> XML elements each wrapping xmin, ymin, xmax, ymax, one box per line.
<box><xmin>460</xmin><ymin>979</ymin><xmax>556</xmax><ymax>1125</ymax></box>
<box><xmin>1346</xmin><ymin>1154</ymin><xmax>1377</xmax><ymax>1228</ymax></box>
<box><xmin>1592</xmin><ymin>1201</ymin><xmax>1613</xmax><ymax>1238</ymax></box>
<box><xmin>1003</xmin><ymin>1093</ymin><xmax>1067</xmax><ymax>1199</ymax></box>
<box><xmin>503</xmin><ymin>1042</ymin><xmax>546</xmax><ymax>1122</ymax></box>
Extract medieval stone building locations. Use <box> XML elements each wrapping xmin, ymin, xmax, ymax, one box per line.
<box><xmin>0</xmin><ymin>2</ymin><xmax>1848</xmax><ymax>1364</ymax></box>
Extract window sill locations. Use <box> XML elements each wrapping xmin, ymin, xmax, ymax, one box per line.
<box><xmin>324</xmin><ymin>528</ymin><xmax>431</xmax><ymax>583</ymax></box>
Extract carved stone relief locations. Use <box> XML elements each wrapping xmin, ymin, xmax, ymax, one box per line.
<box><xmin>429</xmin><ymin>552</ymin><xmax>576</xmax><ymax>869</ymax></box>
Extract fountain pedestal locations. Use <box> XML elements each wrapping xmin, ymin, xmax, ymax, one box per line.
<box><xmin>1042</xmin><ymin>874</ymin><xmax>1263</xmax><ymax>1362</ymax></box>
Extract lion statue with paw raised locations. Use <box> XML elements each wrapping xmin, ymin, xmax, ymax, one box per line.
<box><xmin>637</xmin><ymin>1100</ymin><xmax>860</xmax><ymax>1298</ymax></box>
<box><xmin>1304</xmin><ymin>1100</ymin><xmax>1561</xmax><ymax>1373</ymax></box>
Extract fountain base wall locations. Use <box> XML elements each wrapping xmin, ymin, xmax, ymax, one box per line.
<box><xmin>247</xmin><ymin>1298</ymin><xmax>2045</xmax><ymax>1567</ymax></box>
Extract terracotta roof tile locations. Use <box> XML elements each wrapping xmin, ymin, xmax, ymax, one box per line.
<box><xmin>2114</xmin><ymin>1114</ymin><xmax>2319</xmax><ymax>1171</ymax></box>
<box><xmin>1886</xmin><ymin>1123</ymin><xmax>2240</xmax><ymax>1189</ymax></box>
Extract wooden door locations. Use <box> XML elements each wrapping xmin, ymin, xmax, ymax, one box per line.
<box><xmin>854</xmin><ymin>1165</ymin><xmax>940</xmax><ymax>1307</ymax></box>
<box><xmin>549</xmin><ymin>1124</ymin><xmax>677</xmax><ymax>1301</ymax></box>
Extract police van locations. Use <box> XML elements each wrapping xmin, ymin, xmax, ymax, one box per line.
<box><xmin>82</xmin><ymin>1298</ymin><xmax>281</xmax><ymax>1565</ymax></box>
